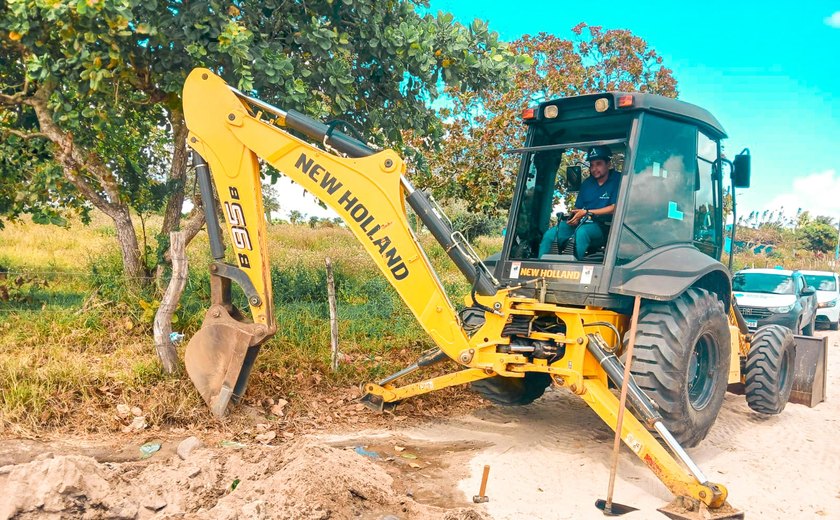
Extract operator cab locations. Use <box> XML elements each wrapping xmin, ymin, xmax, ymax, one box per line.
<box><xmin>497</xmin><ymin>93</ymin><xmax>733</xmax><ymax>309</ymax></box>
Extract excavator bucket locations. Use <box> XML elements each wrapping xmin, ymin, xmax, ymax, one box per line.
<box><xmin>185</xmin><ymin>304</ymin><xmax>266</xmax><ymax>418</ymax></box>
<box><xmin>790</xmin><ymin>334</ymin><xmax>828</xmax><ymax>407</ymax></box>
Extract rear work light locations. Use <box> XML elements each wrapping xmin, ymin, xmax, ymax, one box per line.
<box><xmin>522</xmin><ymin>107</ymin><xmax>537</xmax><ymax>120</ymax></box>
<box><xmin>617</xmin><ymin>94</ymin><xmax>634</xmax><ymax>108</ymax></box>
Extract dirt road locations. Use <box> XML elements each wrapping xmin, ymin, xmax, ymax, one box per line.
<box><xmin>2</xmin><ymin>330</ymin><xmax>837</xmax><ymax>520</ymax></box>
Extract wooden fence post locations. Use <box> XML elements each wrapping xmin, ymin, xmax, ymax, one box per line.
<box><xmin>326</xmin><ymin>257</ymin><xmax>339</xmax><ymax>371</ymax></box>
<box><xmin>153</xmin><ymin>231</ymin><xmax>188</xmax><ymax>374</ymax></box>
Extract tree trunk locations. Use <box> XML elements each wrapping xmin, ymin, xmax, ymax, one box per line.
<box><xmin>24</xmin><ymin>83</ymin><xmax>146</xmax><ymax>285</ymax></box>
<box><xmin>154</xmin><ymin>232</ymin><xmax>188</xmax><ymax>374</ymax></box>
<box><xmin>160</xmin><ymin>107</ymin><xmax>189</xmax><ymax>237</ymax></box>
<box><xmin>155</xmin><ymin>108</ymin><xmax>190</xmax><ymax>289</ymax></box>
<box><xmin>114</xmin><ymin>210</ymin><xmax>145</xmax><ymax>285</ymax></box>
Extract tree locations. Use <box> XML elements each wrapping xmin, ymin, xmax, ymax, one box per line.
<box><xmin>800</xmin><ymin>220</ymin><xmax>838</xmax><ymax>253</ymax></box>
<box><xmin>408</xmin><ymin>24</ymin><xmax>678</xmax><ymax>214</ymax></box>
<box><xmin>0</xmin><ymin>0</ymin><xmax>526</xmax><ymax>282</ymax></box>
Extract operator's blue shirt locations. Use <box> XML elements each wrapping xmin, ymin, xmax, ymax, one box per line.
<box><xmin>574</xmin><ymin>170</ymin><xmax>620</xmax><ymax>210</ymax></box>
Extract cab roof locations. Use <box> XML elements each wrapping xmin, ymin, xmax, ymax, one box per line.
<box><xmin>539</xmin><ymin>92</ymin><xmax>727</xmax><ymax>140</ymax></box>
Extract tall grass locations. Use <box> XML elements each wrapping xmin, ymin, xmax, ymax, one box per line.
<box><xmin>0</xmin><ymin>215</ymin><xmax>503</xmax><ymax>434</ymax></box>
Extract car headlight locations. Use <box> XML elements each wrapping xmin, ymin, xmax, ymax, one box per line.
<box><xmin>768</xmin><ymin>304</ymin><xmax>795</xmax><ymax>313</ymax></box>
<box><xmin>819</xmin><ymin>298</ymin><xmax>838</xmax><ymax>308</ymax></box>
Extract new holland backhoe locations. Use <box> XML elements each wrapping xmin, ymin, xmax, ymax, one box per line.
<box><xmin>180</xmin><ymin>68</ymin><xmax>816</xmax><ymax>519</ymax></box>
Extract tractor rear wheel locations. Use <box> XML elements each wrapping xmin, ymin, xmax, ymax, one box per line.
<box><xmin>745</xmin><ymin>325</ymin><xmax>795</xmax><ymax>414</ymax></box>
<box><xmin>631</xmin><ymin>288</ymin><xmax>731</xmax><ymax>448</ymax></box>
<box><xmin>470</xmin><ymin>372</ymin><xmax>553</xmax><ymax>406</ymax></box>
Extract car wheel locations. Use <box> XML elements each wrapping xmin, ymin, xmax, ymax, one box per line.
<box><xmin>801</xmin><ymin>313</ymin><xmax>815</xmax><ymax>336</ymax></box>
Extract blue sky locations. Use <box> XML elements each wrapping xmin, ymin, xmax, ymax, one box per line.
<box><xmin>277</xmin><ymin>1</ymin><xmax>840</xmax><ymax>224</ymax></box>
<box><xmin>426</xmin><ymin>0</ymin><xmax>840</xmax><ymax>223</ymax></box>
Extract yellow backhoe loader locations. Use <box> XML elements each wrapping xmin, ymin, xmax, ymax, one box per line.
<box><xmin>180</xmin><ymin>68</ymin><xmax>822</xmax><ymax>519</ymax></box>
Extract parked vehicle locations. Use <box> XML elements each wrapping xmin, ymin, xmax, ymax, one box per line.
<box><xmin>733</xmin><ymin>268</ymin><xmax>818</xmax><ymax>335</ymax></box>
<box><xmin>801</xmin><ymin>270</ymin><xmax>840</xmax><ymax>330</ymax></box>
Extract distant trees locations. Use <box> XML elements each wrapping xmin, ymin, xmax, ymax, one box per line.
<box><xmin>408</xmin><ymin>24</ymin><xmax>678</xmax><ymax>214</ymax></box>
<box><xmin>735</xmin><ymin>209</ymin><xmax>838</xmax><ymax>257</ymax></box>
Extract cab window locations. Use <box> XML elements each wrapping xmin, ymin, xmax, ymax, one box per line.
<box><xmin>694</xmin><ymin>132</ymin><xmax>719</xmax><ymax>255</ymax></box>
<box><xmin>617</xmin><ymin>114</ymin><xmax>697</xmax><ymax>265</ymax></box>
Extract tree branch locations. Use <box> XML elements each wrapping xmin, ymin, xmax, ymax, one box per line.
<box><xmin>1</xmin><ymin>128</ymin><xmax>47</xmax><ymax>140</ymax></box>
<box><xmin>0</xmin><ymin>91</ymin><xmax>26</xmax><ymax>106</ymax></box>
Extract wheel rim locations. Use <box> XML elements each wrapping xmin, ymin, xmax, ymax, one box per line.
<box><xmin>687</xmin><ymin>333</ymin><xmax>717</xmax><ymax>410</ymax></box>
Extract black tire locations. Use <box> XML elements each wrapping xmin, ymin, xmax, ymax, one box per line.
<box><xmin>745</xmin><ymin>325</ymin><xmax>796</xmax><ymax>414</ymax></box>
<box><xmin>470</xmin><ymin>372</ymin><xmax>553</xmax><ymax>406</ymax></box>
<box><xmin>631</xmin><ymin>288</ymin><xmax>731</xmax><ymax>448</ymax></box>
<box><xmin>801</xmin><ymin>313</ymin><xmax>815</xmax><ymax>336</ymax></box>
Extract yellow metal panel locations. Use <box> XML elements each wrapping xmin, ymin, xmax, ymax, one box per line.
<box><xmin>183</xmin><ymin>68</ymin><xmax>472</xmax><ymax>361</ymax></box>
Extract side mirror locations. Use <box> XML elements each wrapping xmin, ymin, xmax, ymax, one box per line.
<box><xmin>802</xmin><ymin>286</ymin><xmax>816</xmax><ymax>296</ymax></box>
<box><xmin>732</xmin><ymin>152</ymin><xmax>750</xmax><ymax>188</ymax></box>
<box><xmin>566</xmin><ymin>165</ymin><xmax>582</xmax><ymax>191</ymax></box>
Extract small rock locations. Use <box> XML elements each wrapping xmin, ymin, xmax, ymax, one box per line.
<box><xmin>128</xmin><ymin>415</ymin><xmax>147</xmax><ymax>431</ymax></box>
<box><xmin>116</xmin><ymin>404</ymin><xmax>131</xmax><ymax>418</ymax></box>
<box><xmin>130</xmin><ymin>406</ymin><xmax>143</xmax><ymax>417</ymax></box>
<box><xmin>143</xmin><ymin>497</ymin><xmax>167</xmax><ymax>512</ymax></box>
<box><xmin>241</xmin><ymin>500</ymin><xmax>266</xmax><ymax>520</ymax></box>
<box><xmin>255</xmin><ymin>431</ymin><xmax>276</xmax><ymax>443</ymax></box>
<box><xmin>186</xmin><ymin>466</ymin><xmax>202</xmax><ymax>478</ymax></box>
<box><xmin>111</xmin><ymin>503</ymin><xmax>139</xmax><ymax>519</ymax></box>
<box><xmin>177</xmin><ymin>436</ymin><xmax>203</xmax><ymax>460</ymax></box>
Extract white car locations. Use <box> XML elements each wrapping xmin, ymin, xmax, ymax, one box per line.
<box><xmin>801</xmin><ymin>270</ymin><xmax>840</xmax><ymax>330</ymax></box>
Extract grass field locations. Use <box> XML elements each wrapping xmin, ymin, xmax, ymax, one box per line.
<box><xmin>0</xmin><ymin>213</ymin><xmax>503</xmax><ymax>435</ymax></box>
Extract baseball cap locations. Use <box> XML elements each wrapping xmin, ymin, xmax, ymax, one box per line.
<box><xmin>586</xmin><ymin>145</ymin><xmax>612</xmax><ymax>162</ymax></box>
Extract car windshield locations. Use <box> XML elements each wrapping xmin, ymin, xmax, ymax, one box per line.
<box><xmin>803</xmin><ymin>274</ymin><xmax>837</xmax><ymax>292</ymax></box>
<box><xmin>733</xmin><ymin>273</ymin><xmax>795</xmax><ymax>295</ymax></box>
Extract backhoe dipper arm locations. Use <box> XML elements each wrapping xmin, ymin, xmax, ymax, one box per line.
<box><xmin>183</xmin><ymin>69</ymin><xmax>476</xmax><ymax>406</ymax></box>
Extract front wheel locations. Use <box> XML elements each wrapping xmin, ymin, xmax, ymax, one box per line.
<box><xmin>745</xmin><ymin>325</ymin><xmax>796</xmax><ymax>414</ymax></box>
<box><xmin>631</xmin><ymin>288</ymin><xmax>731</xmax><ymax>448</ymax></box>
<box><xmin>801</xmin><ymin>312</ymin><xmax>815</xmax><ymax>336</ymax></box>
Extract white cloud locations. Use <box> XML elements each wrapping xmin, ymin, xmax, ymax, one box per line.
<box><xmin>748</xmin><ymin>169</ymin><xmax>840</xmax><ymax>222</ymax></box>
<box><xmin>825</xmin><ymin>11</ymin><xmax>840</xmax><ymax>28</ymax></box>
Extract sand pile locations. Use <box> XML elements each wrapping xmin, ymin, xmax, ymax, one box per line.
<box><xmin>0</xmin><ymin>440</ymin><xmax>487</xmax><ymax>520</ymax></box>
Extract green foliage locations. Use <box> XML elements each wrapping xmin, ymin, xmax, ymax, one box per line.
<box><xmin>800</xmin><ymin>220</ymin><xmax>838</xmax><ymax>253</ymax></box>
<box><xmin>409</xmin><ymin>25</ymin><xmax>679</xmax><ymax>215</ymax></box>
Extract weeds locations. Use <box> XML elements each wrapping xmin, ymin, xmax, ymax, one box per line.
<box><xmin>0</xmin><ymin>215</ymin><xmax>501</xmax><ymax>435</ymax></box>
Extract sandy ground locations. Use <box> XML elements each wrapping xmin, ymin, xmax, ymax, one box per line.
<box><xmin>1</xmin><ymin>329</ymin><xmax>837</xmax><ymax>520</ymax></box>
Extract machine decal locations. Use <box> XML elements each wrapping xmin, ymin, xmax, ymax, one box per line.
<box><xmin>295</xmin><ymin>152</ymin><xmax>409</xmax><ymax>280</ymax></box>
<box><xmin>580</xmin><ymin>265</ymin><xmax>594</xmax><ymax>284</ymax></box>
<box><xmin>667</xmin><ymin>201</ymin><xmax>684</xmax><ymax>220</ymax></box>
<box><xmin>509</xmin><ymin>261</ymin><xmax>521</xmax><ymax>279</ymax></box>
<box><xmin>519</xmin><ymin>267</ymin><xmax>581</xmax><ymax>280</ymax></box>
<box><xmin>226</xmin><ymin>187</ymin><xmax>252</xmax><ymax>268</ymax></box>
<box><xmin>625</xmin><ymin>432</ymin><xmax>643</xmax><ymax>454</ymax></box>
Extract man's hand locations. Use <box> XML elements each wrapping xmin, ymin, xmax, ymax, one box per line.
<box><xmin>567</xmin><ymin>208</ymin><xmax>588</xmax><ymax>226</ymax></box>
